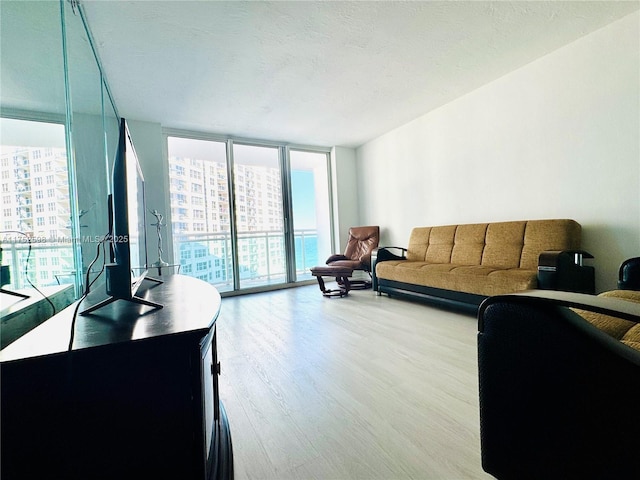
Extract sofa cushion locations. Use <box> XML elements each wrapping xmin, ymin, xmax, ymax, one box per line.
<box><xmin>376</xmin><ymin>262</ymin><xmax>539</xmax><ymax>297</ymax></box>
<box><xmin>376</xmin><ymin>262</ymin><xmax>458</xmax><ymax>289</ymax></box>
<box><xmin>575</xmin><ymin>290</ymin><xmax>640</xmax><ymax>351</ymax></box>
<box><xmin>425</xmin><ymin>225</ymin><xmax>456</xmax><ymax>264</ymax></box>
<box><xmin>451</xmin><ymin>223</ymin><xmax>487</xmax><ymax>266</ymax></box>
<box><xmin>520</xmin><ymin>219</ymin><xmax>582</xmax><ymax>270</ymax></box>
<box><xmin>451</xmin><ymin>266</ymin><xmax>537</xmax><ymax>296</ymax></box>
<box><xmin>483</xmin><ymin>268</ymin><xmax>538</xmax><ymax>295</ymax></box>
<box><xmin>481</xmin><ymin>221</ymin><xmax>526</xmax><ymax>269</ymax></box>
<box><xmin>406</xmin><ymin>227</ymin><xmax>432</xmax><ymax>262</ymax></box>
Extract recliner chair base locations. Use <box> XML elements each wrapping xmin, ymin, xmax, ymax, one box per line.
<box><xmin>310</xmin><ymin>266</ymin><xmax>354</xmax><ymax>298</ymax></box>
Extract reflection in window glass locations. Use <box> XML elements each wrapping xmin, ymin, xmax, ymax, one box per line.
<box><xmin>0</xmin><ymin>118</ymin><xmax>74</xmax><ymax>290</ymax></box>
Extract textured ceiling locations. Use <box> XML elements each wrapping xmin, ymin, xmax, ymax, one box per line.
<box><xmin>81</xmin><ymin>1</ymin><xmax>640</xmax><ymax>148</ymax></box>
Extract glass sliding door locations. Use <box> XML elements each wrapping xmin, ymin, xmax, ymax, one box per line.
<box><xmin>232</xmin><ymin>143</ymin><xmax>287</xmax><ymax>289</ymax></box>
<box><xmin>167</xmin><ymin>137</ymin><xmax>235</xmax><ymax>292</ymax></box>
<box><xmin>289</xmin><ymin>149</ymin><xmax>331</xmax><ymax>280</ymax></box>
<box><xmin>166</xmin><ymin>134</ymin><xmax>333</xmax><ymax>293</ymax></box>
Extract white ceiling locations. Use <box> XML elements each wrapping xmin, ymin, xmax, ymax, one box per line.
<box><xmin>81</xmin><ymin>1</ymin><xmax>640</xmax><ymax>148</ymax></box>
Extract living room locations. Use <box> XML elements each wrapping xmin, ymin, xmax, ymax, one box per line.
<box><xmin>355</xmin><ymin>7</ymin><xmax>639</xmax><ymax>293</ymax></box>
<box><xmin>2</xmin><ymin>1</ymin><xmax>639</xmax><ymax>479</ymax></box>
<box><xmin>83</xmin><ymin>1</ymin><xmax>639</xmax><ymax>294</ymax></box>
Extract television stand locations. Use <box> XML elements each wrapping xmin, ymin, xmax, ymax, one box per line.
<box><xmin>145</xmin><ymin>274</ymin><xmax>163</xmax><ymax>284</ymax></box>
<box><xmin>1</xmin><ymin>274</ymin><xmax>233</xmax><ymax>480</ymax></box>
<box><xmin>79</xmin><ymin>292</ymin><xmax>163</xmax><ymax>315</ymax></box>
<box><xmin>79</xmin><ymin>275</ymin><xmax>164</xmax><ymax>315</ymax></box>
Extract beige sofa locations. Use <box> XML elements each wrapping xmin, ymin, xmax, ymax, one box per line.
<box><xmin>575</xmin><ymin>289</ymin><xmax>640</xmax><ymax>350</ymax></box>
<box><xmin>372</xmin><ymin>219</ymin><xmax>594</xmax><ymax>311</ymax></box>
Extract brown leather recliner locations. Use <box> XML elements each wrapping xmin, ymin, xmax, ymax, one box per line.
<box><xmin>326</xmin><ymin>226</ymin><xmax>379</xmax><ymax>288</ymax></box>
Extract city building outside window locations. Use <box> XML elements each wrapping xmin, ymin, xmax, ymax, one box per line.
<box><xmin>167</xmin><ymin>135</ymin><xmax>331</xmax><ymax>293</ymax></box>
<box><xmin>0</xmin><ymin>118</ymin><xmax>74</xmax><ymax>290</ymax></box>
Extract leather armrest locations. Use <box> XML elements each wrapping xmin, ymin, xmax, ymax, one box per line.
<box><xmin>373</xmin><ymin>246</ymin><xmax>407</xmax><ymax>262</ymax></box>
<box><xmin>479</xmin><ymin>290</ymin><xmax>640</xmax><ymax>329</ymax></box>
<box><xmin>326</xmin><ymin>254</ymin><xmax>349</xmax><ymax>264</ymax></box>
<box><xmin>371</xmin><ymin>247</ymin><xmax>407</xmax><ymax>292</ymax></box>
<box><xmin>359</xmin><ymin>252</ymin><xmax>373</xmax><ymax>269</ymax></box>
<box><xmin>477</xmin><ymin>289</ymin><xmax>640</xmax><ymax>479</ymax></box>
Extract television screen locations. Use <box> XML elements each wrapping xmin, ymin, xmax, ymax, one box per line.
<box><xmin>123</xmin><ymin>122</ymin><xmax>148</xmax><ymax>290</ymax></box>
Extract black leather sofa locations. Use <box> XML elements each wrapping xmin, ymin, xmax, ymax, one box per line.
<box><xmin>477</xmin><ymin>290</ymin><xmax>640</xmax><ymax>479</ymax></box>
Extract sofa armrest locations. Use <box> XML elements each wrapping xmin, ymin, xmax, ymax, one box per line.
<box><xmin>371</xmin><ymin>247</ymin><xmax>407</xmax><ymax>292</ymax></box>
<box><xmin>326</xmin><ymin>254</ymin><xmax>349</xmax><ymax>264</ymax></box>
<box><xmin>373</xmin><ymin>246</ymin><xmax>407</xmax><ymax>262</ymax></box>
<box><xmin>479</xmin><ymin>290</ymin><xmax>640</xmax><ymax>328</ymax></box>
<box><xmin>537</xmin><ymin>250</ymin><xmax>595</xmax><ymax>294</ymax></box>
<box><xmin>478</xmin><ymin>290</ymin><xmax>640</xmax><ymax>479</ymax></box>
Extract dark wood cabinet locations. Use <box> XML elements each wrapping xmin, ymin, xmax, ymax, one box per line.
<box><xmin>1</xmin><ymin>274</ymin><xmax>233</xmax><ymax>480</ymax></box>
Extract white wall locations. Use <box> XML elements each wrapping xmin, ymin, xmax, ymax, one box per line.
<box><xmin>331</xmin><ymin>146</ymin><xmax>359</xmax><ymax>251</ymax></box>
<box><xmin>356</xmin><ymin>12</ymin><xmax>640</xmax><ymax>293</ymax></box>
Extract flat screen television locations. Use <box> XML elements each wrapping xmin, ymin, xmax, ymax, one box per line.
<box><xmin>81</xmin><ymin>118</ymin><xmax>162</xmax><ymax>315</ymax></box>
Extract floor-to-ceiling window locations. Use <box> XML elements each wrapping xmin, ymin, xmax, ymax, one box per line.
<box><xmin>166</xmin><ymin>134</ymin><xmax>331</xmax><ymax>293</ymax></box>
<box><xmin>232</xmin><ymin>143</ymin><xmax>286</xmax><ymax>289</ymax></box>
<box><xmin>167</xmin><ymin>136</ymin><xmax>235</xmax><ymax>291</ymax></box>
<box><xmin>289</xmin><ymin>149</ymin><xmax>332</xmax><ymax>280</ymax></box>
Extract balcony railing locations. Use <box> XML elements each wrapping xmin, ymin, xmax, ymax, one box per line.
<box><xmin>0</xmin><ymin>239</ymin><xmax>76</xmax><ymax>290</ymax></box>
<box><xmin>1</xmin><ymin>229</ymin><xmax>321</xmax><ymax>294</ymax></box>
<box><xmin>173</xmin><ymin>229</ymin><xmax>319</xmax><ymax>291</ymax></box>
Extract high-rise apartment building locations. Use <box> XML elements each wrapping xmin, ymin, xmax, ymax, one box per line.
<box><xmin>1</xmin><ymin>146</ymin><xmax>74</xmax><ymax>287</ymax></box>
<box><xmin>168</xmin><ymin>154</ymin><xmax>285</xmax><ymax>289</ymax></box>
<box><xmin>169</xmin><ymin>156</ymin><xmax>283</xmax><ymax>234</ymax></box>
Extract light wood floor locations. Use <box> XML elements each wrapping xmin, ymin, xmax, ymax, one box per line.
<box><xmin>217</xmin><ymin>283</ymin><xmax>493</xmax><ymax>480</ymax></box>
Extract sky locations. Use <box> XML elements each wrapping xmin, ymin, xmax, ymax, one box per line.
<box><xmin>291</xmin><ymin>170</ymin><xmax>316</xmax><ymax>230</ymax></box>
